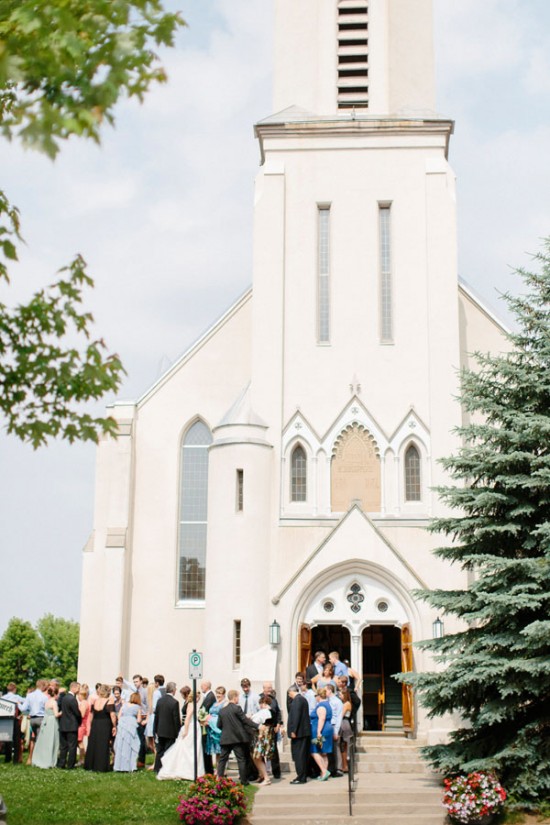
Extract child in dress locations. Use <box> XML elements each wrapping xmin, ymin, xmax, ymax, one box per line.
<box><xmin>251</xmin><ymin>695</ymin><xmax>274</xmax><ymax>786</ymax></box>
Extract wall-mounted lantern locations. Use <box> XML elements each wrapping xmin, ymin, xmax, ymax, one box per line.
<box><xmin>432</xmin><ymin>616</ymin><xmax>444</xmax><ymax>639</ymax></box>
<box><xmin>269</xmin><ymin>619</ymin><xmax>281</xmax><ymax>646</ymax></box>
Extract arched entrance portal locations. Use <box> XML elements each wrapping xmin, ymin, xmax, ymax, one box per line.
<box><xmin>296</xmin><ymin>568</ymin><xmax>416</xmax><ymax>733</ymax></box>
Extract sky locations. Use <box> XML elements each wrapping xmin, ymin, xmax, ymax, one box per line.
<box><xmin>0</xmin><ymin>0</ymin><xmax>549</xmax><ymax>635</ymax></box>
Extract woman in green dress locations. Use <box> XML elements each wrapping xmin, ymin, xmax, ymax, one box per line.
<box><xmin>32</xmin><ymin>687</ymin><xmax>61</xmax><ymax>769</ymax></box>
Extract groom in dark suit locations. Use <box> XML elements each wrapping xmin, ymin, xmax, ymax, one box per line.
<box><xmin>305</xmin><ymin>650</ymin><xmax>326</xmax><ymax>687</ymax></box>
<box><xmin>57</xmin><ymin>682</ymin><xmax>82</xmax><ymax>769</ymax></box>
<box><xmin>287</xmin><ymin>687</ymin><xmax>312</xmax><ymax>784</ymax></box>
<box><xmin>216</xmin><ymin>690</ymin><xmax>259</xmax><ymax>785</ymax></box>
<box><xmin>153</xmin><ymin>682</ymin><xmax>181</xmax><ymax>772</ymax></box>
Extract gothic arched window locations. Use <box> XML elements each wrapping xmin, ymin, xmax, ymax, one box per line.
<box><xmin>178</xmin><ymin>420</ymin><xmax>212</xmax><ymax>601</ymax></box>
<box><xmin>404</xmin><ymin>443</ymin><xmax>421</xmax><ymax>501</ymax></box>
<box><xmin>291</xmin><ymin>444</ymin><xmax>307</xmax><ymax>502</ymax></box>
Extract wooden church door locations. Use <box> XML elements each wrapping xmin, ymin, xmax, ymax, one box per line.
<box><xmin>401</xmin><ymin>623</ymin><xmax>415</xmax><ymax>732</ymax></box>
<box><xmin>298</xmin><ymin>623</ymin><xmax>312</xmax><ymax>673</ymax></box>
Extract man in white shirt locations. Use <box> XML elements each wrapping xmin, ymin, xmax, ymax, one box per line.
<box><xmin>238</xmin><ymin>678</ymin><xmax>260</xmax><ymax>717</ymax></box>
<box><xmin>19</xmin><ymin>679</ymin><xmax>47</xmax><ymax>765</ymax></box>
<box><xmin>115</xmin><ymin>676</ymin><xmax>133</xmax><ymax>702</ymax></box>
<box><xmin>325</xmin><ymin>683</ymin><xmax>344</xmax><ymax>777</ymax></box>
<box><xmin>152</xmin><ymin>674</ymin><xmax>166</xmax><ymax>712</ymax></box>
<box><xmin>302</xmin><ymin>685</ymin><xmax>317</xmax><ymax>713</ymax></box>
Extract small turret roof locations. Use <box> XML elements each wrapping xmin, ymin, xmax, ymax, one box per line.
<box><xmin>218</xmin><ymin>383</ymin><xmax>267</xmax><ymax>428</ymax></box>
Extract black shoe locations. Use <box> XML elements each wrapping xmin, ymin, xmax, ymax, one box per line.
<box><xmin>290</xmin><ymin>778</ymin><xmax>307</xmax><ymax>785</ymax></box>
<box><xmin>272</xmin><ymin>774</ymin><xmax>281</xmax><ymax>779</ymax></box>
<box><xmin>332</xmin><ymin>770</ymin><xmax>344</xmax><ymax>778</ymax></box>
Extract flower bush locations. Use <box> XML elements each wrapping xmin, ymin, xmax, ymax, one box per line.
<box><xmin>443</xmin><ymin>771</ymin><xmax>507</xmax><ymax>823</ymax></box>
<box><xmin>177</xmin><ymin>774</ymin><xmax>248</xmax><ymax>825</ymax></box>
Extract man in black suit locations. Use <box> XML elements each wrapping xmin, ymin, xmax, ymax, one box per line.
<box><xmin>57</xmin><ymin>682</ymin><xmax>82</xmax><ymax>769</ymax></box>
<box><xmin>287</xmin><ymin>687</ymin><xmax>312</xmax><ymax>784</ymax></box>
<box><xmin>153</xmin><ymin>681</ymin><xmax>181</xmax><ymax>772</ymax></box>
<box><xmin>286</xmin><ymin>672</ymin><xmax>306</xmax><ymax>713</ymax></box>
<box><xmin>199</xmin><ymin>681</ymin><xmax>216</xmax><ymax>774</ymax></box>
<box><xmin>216</xmin><ymin>690</ymin><xmax>259</xmax><ymax>785</ymax></box>
<box><xmin>305</xmin><ymin>650</ymin><xmax>326</xmax><ymax>687</ymax></box>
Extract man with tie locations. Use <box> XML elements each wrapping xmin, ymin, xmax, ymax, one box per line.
<box><xmin>238</xmin><ymin>679</ymin><xmax>260</xmax><ymax>717</ymax></box>
<box><xmin>238</xmin><ymin>679</ymin><xmax>260</xmax><ymax>781</ymax></box>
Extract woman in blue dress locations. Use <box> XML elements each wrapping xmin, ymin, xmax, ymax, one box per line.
<box><xmin>113</xmin><ymin>692</ymin><xmax>142</xmax><ymax>772</ymax></box>
<box><xmin>206</xmin><ymin>686</ymin><xmax>227</xmax><ymax>767</ymax></box>
<box><xmin>310</xmin><ymin>687</ymin><xmax>333</xmax><ymax>781</ymax></box>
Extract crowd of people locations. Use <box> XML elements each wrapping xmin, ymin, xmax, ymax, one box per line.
<box><xmin>1</xmin><ymin>649</ymin><xmax>361</xmax><ymax>786</ymax></box>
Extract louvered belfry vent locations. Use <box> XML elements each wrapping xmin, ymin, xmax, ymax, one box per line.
<box><xmin>337</xmin><ymin>0</ymin><xmax>368</xmax><ymax>110</ymax></box>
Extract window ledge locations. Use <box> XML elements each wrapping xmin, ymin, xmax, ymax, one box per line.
<box><xmin>175</xmin><ymin>600</ymin><xmax>206</xmax><ymax>609</ymax></box>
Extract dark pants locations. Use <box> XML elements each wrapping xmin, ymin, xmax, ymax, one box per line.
<box><xmin>217</xmin><ymin>743</ymin><xmax>250</xmax><ymax>784</ymax></box>
<box><xmin>291</xmin><ymin>736</ymin><xmax>310</xmax><ymax>782</ymax></box>
<box><xmin>4</xmin><ymin>717</ymin><xmax>21</xmax><ymax>763</ymax></box>
<box><xmin>154</xmin><ymin>736</ymin><xmax>175</xmax><ymax>773</ymax></box>
<box><xmin>202</xmin><ymin>729</ymin><xmax>213</xmax><ymax>774</ymax></box>
<box><xmin>57</xmin><ymin>730</ymin><xmax>78</xmax><ymax>769</ymax></box>
<box><xmin>328</xmin><ymin>736</ymin><xmax>338</xmax><ymax>775</ymax></box>
<box><xmin>270</xmin><ymin>739</ymin><xmax>281</xmax><ymax>778</ymax></box>
<box><xmin>137</xmin><ymin>722</ymin><xmax>146</xmax><ymax>763</ymax></box>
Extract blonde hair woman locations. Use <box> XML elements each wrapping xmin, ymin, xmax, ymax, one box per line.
<box><xmin>77</xmin><ymin>684</ymin><xmax>91</xmax><ymax>766</ymax></box>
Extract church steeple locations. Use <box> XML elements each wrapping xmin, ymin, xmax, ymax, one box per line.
<box><xmin>273</xmin><ymin>0</ymin><xmax>436</xmax><ymax>117</ymax></box>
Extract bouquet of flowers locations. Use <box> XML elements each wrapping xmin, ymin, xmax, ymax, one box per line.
<box><xmin>312</xmin><ymin>734</ymin><xmax>325</xmax><ymax>749</ymax></box>
<box><xmin>177</xmin><ymin>775</ymin><xmax>248</xmax><ymax>825</ymax></box>
<box><xmin>197</xmin><ymin>707</ymin><xmax>209</xmax><ymax>735</ymax></box>
<box><xmin>443</xmin><ymin>771</ymin><xmax>507</xmax><ymax>824</ymax></box>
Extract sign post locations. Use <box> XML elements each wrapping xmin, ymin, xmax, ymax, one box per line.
<box><xmin>189</xmin><ymin>650</ymin><xmax>203</xmax><ymax>780</ymax></box>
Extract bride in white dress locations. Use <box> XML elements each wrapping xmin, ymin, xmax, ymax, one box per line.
<box><xmin>157</xmin><ymin>696</ymin><xmax>205</xmax><ymax>780</ymax></box>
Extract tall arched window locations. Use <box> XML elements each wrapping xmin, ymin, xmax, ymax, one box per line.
<box><xmin>178</xmin><ymin>420</ymin><xmax>212</xmax><ymax>601</ymax></box>
<box><xmin>404</xmin><ymin>444</ymin><xmax>421</xmax><ymax>501</ymax></box>
<box><xmin>291</xmin><ymin>444</ymin><xmax>307</xmax><ymax>502</ymax></box>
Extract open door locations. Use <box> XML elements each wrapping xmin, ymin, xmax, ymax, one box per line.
<box><xmin>401</xmin><ymin>623</ymin><xmax>415</xmax><ymax>733</ymax></box>
<box><xmin>298</xmin><ymin>623</ymin><xmax>312</xmax><ymax>674</ymax></box>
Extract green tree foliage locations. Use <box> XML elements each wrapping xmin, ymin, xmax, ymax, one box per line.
<box><xmin>0</xmin><ymin>615</ymin><xmax>80</xmax><ymax>693</ymax></box>
<box><xmin>0</xmin><ymin>617</ymin><xmax>46</xmax><ymax>692</ymax></box>
<box><xmin>0</xmin><ymin>0</ymin><xmax>184</xmax><ymax>447</ymax></box>
<box><xmin>400</xmin><ymin>241</ymin><xmax>550</xmax><ymax>804</ymax></box>
<box><xmin>36</xmin><ymin>613</ymin><xmax>80</xmax><ymax>687</ymax></box>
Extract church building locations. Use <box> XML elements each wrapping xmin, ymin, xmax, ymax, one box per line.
<box><xmin>79</xmin><ymin>0</ymin><xmax>507</xmax><ymax>741</ymax></box>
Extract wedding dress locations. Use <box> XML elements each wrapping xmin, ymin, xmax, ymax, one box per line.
<box><xmin>157</xmin><ymin>706</ymin><xmax>205</xmax><ymax>781</ymax></box>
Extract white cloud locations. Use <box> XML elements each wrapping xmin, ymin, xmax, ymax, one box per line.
<box><xmin>525</xmin><ymin>47</ymin><xmax>550</xmax><ymax>95</ymax></box>
<box><xmin>434</xmin><ymin>0</ymin><xmax>527</xmax><ymax>79</ymax></box>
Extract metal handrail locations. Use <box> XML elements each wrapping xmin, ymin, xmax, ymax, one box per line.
<box><xmin>347</xmin><ymin>733</ymin><xmax>357</xmax><ymax>816</ymax></box>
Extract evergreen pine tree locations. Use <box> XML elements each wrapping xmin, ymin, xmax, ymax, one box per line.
<box><xmin>402</xmin><ymin>241</ymin><xmax>550</xmax><ymax>804</ymax></box>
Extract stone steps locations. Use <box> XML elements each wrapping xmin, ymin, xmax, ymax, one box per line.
<box><xmin>247</xmin><ymin>734</ymin><xmax>446</xmax><ymax>825</ymax></box>
<box><xmin>253</xmin><ymin>801</ymin><xmax>443</xmax><ymax>816</ymax></box>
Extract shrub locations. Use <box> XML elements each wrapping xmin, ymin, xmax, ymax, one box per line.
<box><xmin>177</xmin><ymin>774</ymin><xmax>248</xmax><ymax>825</ymax></box>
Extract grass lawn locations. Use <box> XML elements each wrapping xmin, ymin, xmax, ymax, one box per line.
<box><xmin>0</xmin><ymin>763</ymin><xmax>255</xmax><ymax>825</ymax></box>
